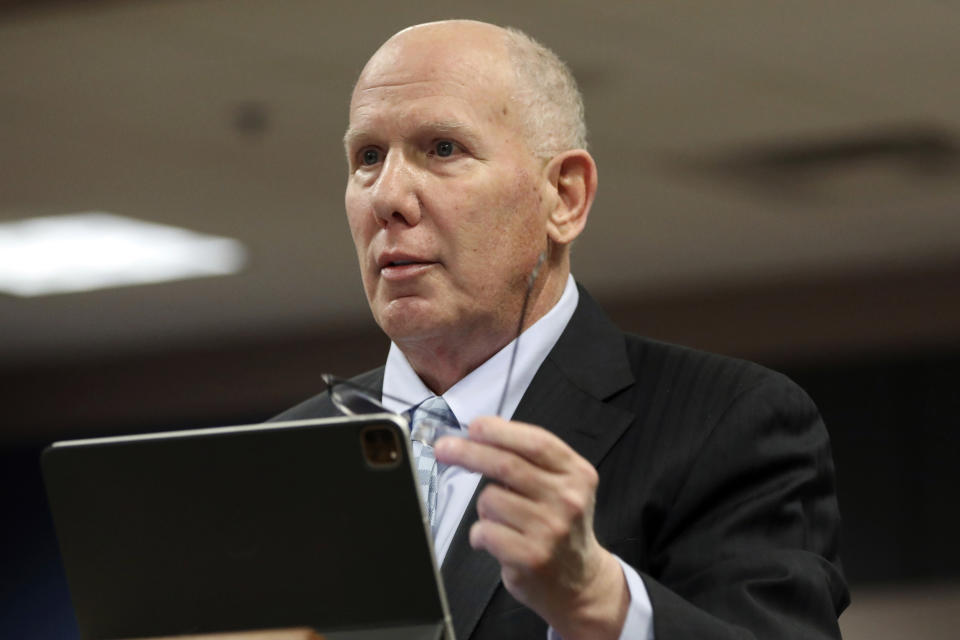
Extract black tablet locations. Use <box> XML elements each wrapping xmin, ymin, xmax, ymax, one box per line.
<box><xmin>42</xmin><ymin>414</ymin><xmax>454</xmax><ymax>640</ymax></box>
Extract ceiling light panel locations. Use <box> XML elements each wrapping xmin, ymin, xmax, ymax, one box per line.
<box><xmin>0</xmin><ymin>212</ymin><xmax>247</xmax><ymax>297</ymax></box>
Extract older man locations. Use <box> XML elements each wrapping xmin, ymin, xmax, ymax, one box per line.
<box><xmin>278</xmin><ymin>20</ymin><xmax>848</xmax><ymax>640</ymax></box>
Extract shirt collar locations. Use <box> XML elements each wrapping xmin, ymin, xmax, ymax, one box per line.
<box><xmin>382</xmin><ymin>274</ymin><xmax>579</xmax><ymax>427</ymax></box>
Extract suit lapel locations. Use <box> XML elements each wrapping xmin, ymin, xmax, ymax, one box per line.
<box><xmin>441</xmin><ymin>287</ymin><xmax>636</xmax><ymax>639</ymax></box>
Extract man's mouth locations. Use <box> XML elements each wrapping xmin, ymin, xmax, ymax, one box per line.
<box><xmin>377</xmin><ymin>253</ymin><xmax>436</xmax><ymax>280</ymax></box>
<box><xmin>377</xmin><ymin>252</ymin><xmax>433</xmax><ymax>269</ymax></box>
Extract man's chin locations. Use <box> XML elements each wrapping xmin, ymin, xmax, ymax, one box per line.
<box><xmin>373</xmin><ymin>300</ymin><xmax>447</xmax><ymax>343</ymax></box>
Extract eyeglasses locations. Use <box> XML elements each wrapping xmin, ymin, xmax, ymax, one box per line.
<box><xmin>324</xmin><ymin>251</ymin><xmax>546</xmax><ymax>446</ymax></box>
<box><xmin>322</xmin><ymin>373</ymin><xmax>461</xmax><ymax>445</ymax></box>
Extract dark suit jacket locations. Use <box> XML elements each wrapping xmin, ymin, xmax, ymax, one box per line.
<box><xmin>274</xmin><ymin>287</ymin><xmax>849</xmax><ymax>639</ymax></box>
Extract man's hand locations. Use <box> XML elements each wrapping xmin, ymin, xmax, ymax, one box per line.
<box><xmin>434</xmin><ymin>416</ymin><xmax>629</xmax><ymax>640</ymax></box>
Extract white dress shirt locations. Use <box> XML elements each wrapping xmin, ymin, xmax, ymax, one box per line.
<box><xmin>382</xmin><ymin>275</ymin><xmax>653</xmax><ymax>640</ymax></box>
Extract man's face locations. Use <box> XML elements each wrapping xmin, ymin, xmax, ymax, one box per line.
<box><xmin>344</xmin><ymin>26</ymin><xmax>549</xmax><ymax>350</ymax></box>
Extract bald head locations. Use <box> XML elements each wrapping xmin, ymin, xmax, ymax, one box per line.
<box><xmin>352</xmin><ymin>20</ymin><xmax>587</xmax><ymax>159</ymax></box>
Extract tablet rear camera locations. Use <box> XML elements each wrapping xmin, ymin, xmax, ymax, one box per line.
<box><xmin>361</xmin><ymin>425</ymin><xmax>402</xmax><ymax>468</ymax></box>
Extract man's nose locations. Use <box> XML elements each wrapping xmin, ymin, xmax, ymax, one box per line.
<box><xmin>370</xmin><ymin>151</ymin><xmax>422</xmax><ymax>227</ymax></box>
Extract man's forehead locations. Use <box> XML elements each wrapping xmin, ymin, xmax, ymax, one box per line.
<box><xmin>352</xmin><ymin>22</ymin><xmax>514</xmax><ymax>100</ymax></box>
<box><xmin>342</xmin><ymin>22</ymin><xmax>530</xmax><ymax>154</ymax></box>
<box><xmin>347</xmin><ymin>59</ymin><xmax>515</xmax><ymax>144</ymax></box>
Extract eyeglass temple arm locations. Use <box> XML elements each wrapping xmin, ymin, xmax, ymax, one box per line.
<box><xmin>321</xmin><ymin>373</ymin><xmax>465</xmax><ymax>427</ymax></box>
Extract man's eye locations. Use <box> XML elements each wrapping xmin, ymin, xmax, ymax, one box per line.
<box><xmin>435</xmin><ymin>140</ymin><xmax>455</xmax><ymax>157</ymax></box>
<box><xmin>360</xmin><ymin>148</ymin><xmax>380</xmax><ymax>166</ymax></box>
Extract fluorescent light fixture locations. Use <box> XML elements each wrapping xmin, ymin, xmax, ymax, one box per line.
<box><xmin>0</xmin><ymin>211</ymin><xmax>247</xmax><ymax>297</ymax></box>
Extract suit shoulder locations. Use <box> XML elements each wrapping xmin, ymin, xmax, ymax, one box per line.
<box><xmin>619</xmin><ymin>332</ymin><xmax>811</xmax><ymax>415</ymax></box>
<box><xmin>269</xmin><ymin>366</ymin><xmax>386</xmax><ymax>422</ymax></box>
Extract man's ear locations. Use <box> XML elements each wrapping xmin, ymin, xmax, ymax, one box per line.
<box><xmin>543</xmin><ymin>149</ymin><xmax>597</xmax><ymax>245</ymax></box>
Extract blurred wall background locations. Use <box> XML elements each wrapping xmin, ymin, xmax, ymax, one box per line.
<box><xmin>1</xmin><ymin>1</ymin><xmax>958</xmax><ymax>638</ymax></box>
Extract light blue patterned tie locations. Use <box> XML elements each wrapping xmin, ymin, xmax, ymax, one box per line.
<box><xmin>409</xmin><ymin>396</ymin><xmax>458</xmax><ymax>532</ymax></box>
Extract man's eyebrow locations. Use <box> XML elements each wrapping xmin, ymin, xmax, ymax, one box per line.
<box><xmin>343</xmin><ymin>127</ymin><xmax>369</xmax><ymax>150</ymax></box>
<box><xmin>416</xmin><ymin>120</ymin><xmax>482</xmax><ymax>146</ymax></box>
<box><xmin>423</xmin><ymin>120</ymin><xmax>471</xmax><ymax>135</ymax></box>
<box><xmin>343</xmin><ymin>120</ymin><xmax>480</xmax><ymax>149</ymax></box>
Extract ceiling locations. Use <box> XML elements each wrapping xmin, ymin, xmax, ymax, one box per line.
<box><xmin>2</xmin><ymin>0</ymin><xmax>959</xmax><ymax>367</ymax></box>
